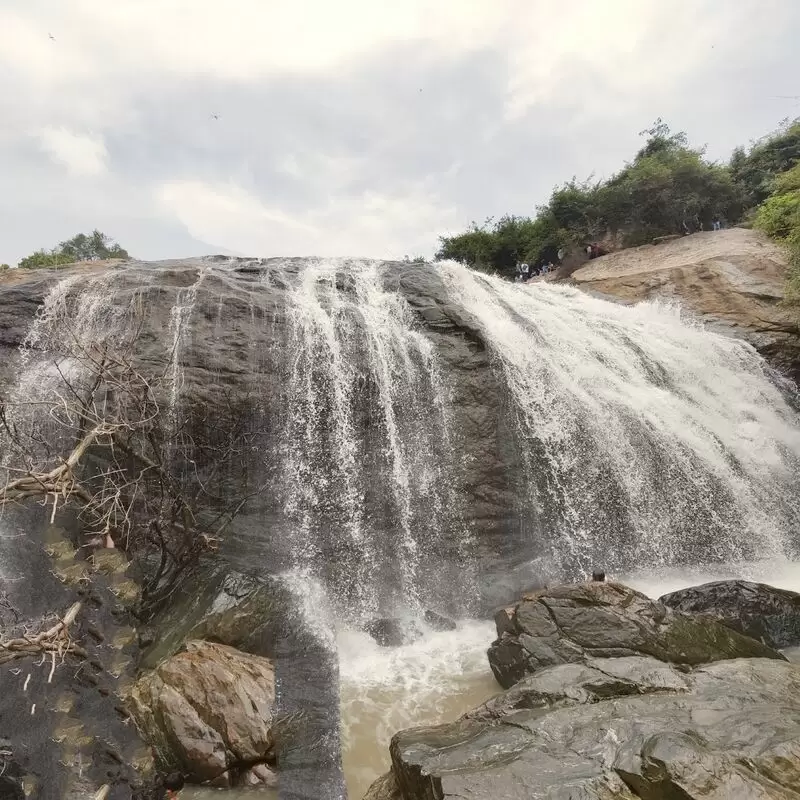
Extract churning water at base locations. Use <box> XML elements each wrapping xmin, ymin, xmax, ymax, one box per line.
<box><xmin>339</xmin><ymin>620</ymin><xmax>497</xmax><ymax>798</ymax></box>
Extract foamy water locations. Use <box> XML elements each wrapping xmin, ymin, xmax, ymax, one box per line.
<box><xmin>338</xmin><ymin>619</ymin><xmax>498</xmax><ymax>797</ymax></box>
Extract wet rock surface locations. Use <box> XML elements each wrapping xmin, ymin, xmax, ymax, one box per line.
<box><xmin>138</xmin><ymin>561</ymin><xmax>284</xmax><ymax>670</ymax></box>
<box><xmin>362</xmin><ymin>771</ymin><xmax>402</xmax><ymax>800</ymax></box>
<box><xmin>389</xmin><ymin>656</ymin><xmax>800</xmax><ymax>800</ymax></box>
<box><xmin>129</xmin><ymin>640</ymin><xmax>276</xmax><ymax>787</ymax></box>
<box><xmin>422</xmin><ymin>609</ymin><xmax>457</xmax><ymax>632</ymax></box>
<box><xmin>364</xmin><ymin>618</ymin><xmax>422</xmax><ymax>648</ymax></box>
<box><xmin>487</xmin><ymin>581</ymin><xmax>784</xmax><ymax>689</ymax></box>
<box><xmin>0</xmin><ymin>508</ymin><xmax>156</xmax><ymax>799</ymax></box>
<box><xmin>660</xmin><ymin>579</ymin><xmax>800</xmax><ymax>650</ymax></box>
<box><xmin>569</xmin><ymin>228</ymin><xmax>800</xmax><ymax>382</ymax></box>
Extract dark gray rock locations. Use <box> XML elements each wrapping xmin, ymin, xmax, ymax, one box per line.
<box><xmin>659</xmin><ymin>579</ymin><xmax>800</xmax><ymax>649</ymax></box>
<box><xmin>389</xmin><ymin>656</ymin><xmax>800</xmax><ymax>799</ymax></box>
<box><xmin>0</xmin><ymin>508</ymin><xmax>157</xmax><ymax>799</ymax></box>
<box><xmin>488</xmin><ymin>581</ymin><xmax>785</xmax><ymax>689</ymax></box>
<box><xmin>364</xmin><ymin>618</ymin><xmax>422</xmax><ymax>648</ymax></box>
<box><xmin>0</xmin><ymin>740</ymin><xmax>25</xmax><ymax>800</ymax></box>
<box><xmin>139</xmin><ymin>561</ymin><xmax>284</xmax><ymax>669</ymax></box>
<box><xmin>423</xmin><ymin>609</ymin><xmax>457</xmax><ymax>632</ymax></box>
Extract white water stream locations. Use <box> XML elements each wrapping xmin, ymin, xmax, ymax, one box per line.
<box><xmin>275</xmin><ymin>259</ymin><xmax>471</xmax><ymax>622</ymax></box>
<box><xmin>439</xmin><ymin>263</ymin><xmax>800</xmax><ymax>573</ymax></box>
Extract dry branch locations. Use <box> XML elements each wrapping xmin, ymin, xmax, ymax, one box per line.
<box><xmin>0</xmin><ymin>602</ymin><xmax>86</xmax><ymax>668</ymax></box>
<box><xmin>1</xmin><ymin>329</ymin><xmax>255</xmax><ymax>619</ymax></box>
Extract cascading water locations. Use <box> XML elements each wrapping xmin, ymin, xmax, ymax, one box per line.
<box><xmin>166</xmin><ymin>267</ymin><xmax>207</xmax><ymax>438</ymax></box>
<box><xmin>439</xmin><ymin>262</ymin><xmax>800</xmax><ymax>577</ymax></box>
<box><xmin>272</xmin><ymin>259</ymin><xmax>471</xmax><ymax>623</ymax></box>
<box><xmin>3</xmin><ymin>256</ymin><xmax>800</xmax><ymax>799</ymax></box>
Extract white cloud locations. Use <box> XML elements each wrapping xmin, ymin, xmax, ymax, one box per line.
<box><xmin>157</xmin><ymin>179</ymin><xmax>458</xmax><ymax>259</ymax></box>
<box><xmin>1</xmin><ymin>0</ymin><xmax>798</xmax><ymax>266</ymax></box>
<box><xmin>0</xmin><ymin>1</ymin><xmax>504</xmax><ymax>83</ymax></box>
<box><xmin>36</xmin><ymin>127</ymin><xmax>108</xmax><ymax>177</ymax></box>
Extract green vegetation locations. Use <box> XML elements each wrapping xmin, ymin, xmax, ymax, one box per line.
<box><xmin>17</xmin><ymin>230</ymin><xmax>130</xmax><ymax>270</ymax></box>
<box><xmin>436</xmin><ymin>117</ymin><xmax>800</xmax><ymax>296</ymax></box>
<box><xmin>730</xmin><ymin>119</ymin><xmax>800</xmax><ymax>206</ymax></box>
<box><xmin>754</xmin><ymin>161</ymin><xmax>800</xmax><ymax>301</ymax></box>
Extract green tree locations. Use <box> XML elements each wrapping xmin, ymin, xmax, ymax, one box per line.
<box><xmin>58</xmin><ymin>230</ymin><xmax>129</xmax><ymax>261</ymax></box>
<box><xmin>435</xmin><ymin>214</ymin><xmax>567</xmax><ymax>277</ymax></box>
<box><xmin>730</xmin><ymin>118</ymin><xmax>800</xmax><ymax>206</ymax></box>
<box><xmin>17</xmin><ymin>231</ymin><xmax>130</xmax><ymax>269</ymax></box>
<box><xmin>0</xmin><ymin>263</ymin><xmax>9</xmax><ymax>271</ymax></box>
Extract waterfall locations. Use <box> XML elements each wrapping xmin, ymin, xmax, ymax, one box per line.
<box><xmin>270</xmin><ymin>259</ymin><xmax>469</xmax><ymax>622</ymax></box>
<box><xmin>3</xmin><ymin>256</ymin><xmax>800</xmax><ymax>799</ymax></box>
<box><xmin>166</xmin><ymin>267</ymin><xmax>208</xmax><ymax>437</ymax></box>
<box><xmin>439</xmin><ymin>262</ymin><xmax>800</xmax><ymax>576</ymax></box>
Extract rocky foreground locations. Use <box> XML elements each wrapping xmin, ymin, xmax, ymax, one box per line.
<box><xmin>367</xmin><ymin>579</ymin><xmax>800</xmax><ymax>800</ymax></box>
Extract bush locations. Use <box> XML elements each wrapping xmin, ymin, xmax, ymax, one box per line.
<box><xmin>18</xmin><ymin>250</ymin><xmax>74</xmax><ymax>269</ymax></box>
<box><xmin>752</xmin><ymin>160</ymin><xmax>800</xmax><ymax>304</ymax></box>
<box><xmin>754</xmin><ymin>193</ymin><xmax>800</xmax><ymax>240</ymax></box>
<box><xmin>17</xmin><ymin>230</ymin><xmax>130</xmax><ymax>269</ymax></box>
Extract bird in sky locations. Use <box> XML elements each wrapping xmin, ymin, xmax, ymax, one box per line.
<box><xmin>211</xmin><ymin>113</ymin><xmax>220</xmax><ymax>120</ymax></box>
<box><xmin>48</xmin><ymin>33</ymin><xmax>56</xmax><ymax>41</ymax></box>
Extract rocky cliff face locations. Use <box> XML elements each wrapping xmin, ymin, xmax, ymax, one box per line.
<box><xmin>2</xmin><ymin>255</ymin><xmax>800</xmax><ymax>798</ymax></box>
<box><xmin>569</xmin><ymin>228</ymin><xmax>800</xmax><ymax>382</ymax></box>
<box><xmin>0</xmin><ymin>260</ymin><xmax>520</xmax><ymax>615</ymax></box>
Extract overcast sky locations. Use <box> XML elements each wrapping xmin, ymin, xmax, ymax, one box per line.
<box><xmin>1</xmin><ymin>1</ymin><xmax>798</xmax><ymax>265</ymax></box>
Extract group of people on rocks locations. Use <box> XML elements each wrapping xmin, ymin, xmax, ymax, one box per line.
<box><xmin>683</xmin><ymin>217</ymin><xmax>725</xmax><ymax>235</ymax></box>
<box><xmin>515</xmin><ymin>260</ymin><xmax>556</xmax><ymax>281</ymax></box>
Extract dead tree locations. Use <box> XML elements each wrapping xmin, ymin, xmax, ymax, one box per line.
<box><xmin>1</xmin><ymin>325</ymin><xmax>258</xmax><ymax>621</ymax></box>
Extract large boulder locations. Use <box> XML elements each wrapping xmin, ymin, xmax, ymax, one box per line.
<box><xmin>128</xmin><ymin>640</ymin><xmax>277</xmax><ymax>787</ymax></box>
<box><xmin>390</xmin><ymin>656</ymin><xmax>800</xmax><ymax>799</ymax></box>
<box><xmin>488</xmin><ymin>581</ymin><xmax>784</xmax><ymax>688</ymax></box>
<box><xmin>660</xmin><ymin>579</ymin><xmax>800</xmax><ymax>650</ymax></box>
